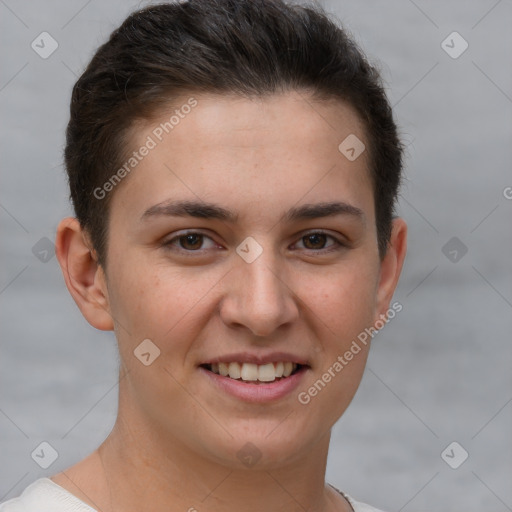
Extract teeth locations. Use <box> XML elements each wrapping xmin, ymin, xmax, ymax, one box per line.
<box><xmin>218</xmin><ymin>362</ymin><xmax>229</xmax><ymax>377</ymax></box>
<box><xmin>208</xmin><ymin>362</ymin><xmax>299</xmax><ymax>382</ymax></box>
<box><xmin>228</xmin><ymin>362</ymin><xmax>241</xmax><ymax>379</ymax></box>
<box><xmin>241</xmin><ymin>363</ymin><xmax>258</xmax><ymax>381</ymax></box>
<box><xmin>258</xmin><ymin>363</ymin><xmax>276</xmax><ymax>382</ymax></box>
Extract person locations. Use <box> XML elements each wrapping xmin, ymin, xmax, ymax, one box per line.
<box><xmin>0</xmin><ymin>0</ymin><xmax>407</xmax><ymax>510</ymax></box>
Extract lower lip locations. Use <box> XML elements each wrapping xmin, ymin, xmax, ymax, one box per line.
<box><xmin>199</xmin><ymin>366</ymin><xmax>308</xmax><ymax>403</ymax></box>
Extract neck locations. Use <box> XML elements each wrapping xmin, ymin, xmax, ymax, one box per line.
<box><xmin>93</xmin><ymin>404</ymin><xmax>348</xmax><ymax>512</ymax></box>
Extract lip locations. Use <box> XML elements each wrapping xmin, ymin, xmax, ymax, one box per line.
<box><xmin>199</xmin><ymin>365</ymin><xmax>309</xmax><ymax>403</ymax></box>
<box><xmin>201</xmin><ymin>351</ymin><xmax>310</xmax><ymax>366</ymax></box>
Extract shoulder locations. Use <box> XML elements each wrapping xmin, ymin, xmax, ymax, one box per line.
<box><xmin>329</xmin><ymin>484</ymin><xmax>387</xmax><ymax>512</ymax></box>
<box><xmin>344</xmin><ymin>494</ymin><xmax>388</xmax><ymax>512</ymax></box>
<box><xmin>0</xmin><ymin>478</ymin><xmax>96</xmax><ymax>512</ymax></box>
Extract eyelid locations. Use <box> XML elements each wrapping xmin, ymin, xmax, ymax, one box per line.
<box><xmin>162</xmin><ymin>229</ymin><xmax>348</xmax><ymax>255</ymax></box>
<box><xmin>162</xmin><ymin>229</ymin><xmax>220</xmax><ymax>253</ymax></box>
<box><xmin>292</xmin><ymin>230</ymin><xmax>346</xmax><ymax>252</ymax></box>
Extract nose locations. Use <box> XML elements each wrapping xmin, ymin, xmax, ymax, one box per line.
<box><xmin>218</xmin><ymin>248</ymin><xmax>299</xmax><ymax>338</ymax></box>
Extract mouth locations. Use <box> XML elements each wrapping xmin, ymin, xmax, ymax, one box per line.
<box><xmin>200</xmin><ymin>361</ymin><xmax>305</xmax><ymax>384</ymax></box>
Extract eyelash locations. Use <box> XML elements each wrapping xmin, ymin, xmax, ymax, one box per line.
<box><xmin>162</xmin><ymin>230</ymin><xmax>346</xmax><ymax>256</ymax></box>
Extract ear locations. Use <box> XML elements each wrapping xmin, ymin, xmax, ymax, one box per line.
<box><xmin>374</xmin><ymin>217</ymin><xmax>407</xmax><ymax>321</ymax></box>
<box><xmin>55</xmin><ymin>217</ymin><xmax>114</xmax><ymax>331</ymax></box>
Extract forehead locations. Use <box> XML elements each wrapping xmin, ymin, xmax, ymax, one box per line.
<box><xmin>110</xmin><ymin>91</ymin><xmax>374</xmax><ymax>228</ymax></box>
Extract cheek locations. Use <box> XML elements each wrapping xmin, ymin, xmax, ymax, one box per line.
<box><xmin>106</xmin><ymin>258</ymin><xmax>223</xmax><ymax>359</ymax></box>
<box><xmin>292</xmin><ymin>264</ymin><xmax>377</xmax><ymax>423</ymax></box>
<box><xmin>108</xmin><ymin>262</ymin><xmax>213</xmax><ymax>418</ymax></box>
<box><xmin>296</xmin><ymin>261</ymin><xmax>379</xmax><ymax>342</ymax></box>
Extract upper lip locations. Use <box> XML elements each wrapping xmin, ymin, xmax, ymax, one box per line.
<box><xmin>200</xmin><ymin>351</ymin><xmax>310</xmax><ymax>366</ymax></box>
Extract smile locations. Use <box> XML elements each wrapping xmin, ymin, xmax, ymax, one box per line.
<box><xmin>202</xmin><ymin>362</ymin><xmax>301</xmax><ymax>383</ymax></box>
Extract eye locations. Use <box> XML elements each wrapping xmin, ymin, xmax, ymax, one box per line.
<box><xmin>293</xmin><ymin>231</ymin><xmax>345</xmax><ymax>253</ymax></box>
<box><xmin>162</xmin><ymin>231</ymin><xmax>219</xmax><ymax>253</ymax></box>
<box><xmin>162</xmin><ymin>230</ymin><xmax>346</xmax><ymax>256</ymax></box>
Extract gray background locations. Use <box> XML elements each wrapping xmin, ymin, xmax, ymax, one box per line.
<box><xmin>1</xmin><ymin>0</ymin><xmax>511</xmax><ymax>510</ymax></box>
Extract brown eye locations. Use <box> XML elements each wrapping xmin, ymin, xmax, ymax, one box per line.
<box><xmin>178</xmin><ymin>233</ymin><xmax>204</xmax><ymax>250</ymax></box>
<box><xmin>302</xmin><ymin>233</ymin><xmax>328</xmax><ymax>250</ymax></box>
<box><xmin>163</xmin><ymin>231</ymin><xmax>218</xmax><ymax>254</ymax></box>
<box><xmin>295</xmin><ymin>231</ymin><xmax>343</xmax><ymax>253</ymax></box>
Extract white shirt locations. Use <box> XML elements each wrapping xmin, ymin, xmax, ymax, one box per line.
<box><xmin>0</xmin><ymin>478</ymin><xmax>386</xmax><ymax>512</ymax></box>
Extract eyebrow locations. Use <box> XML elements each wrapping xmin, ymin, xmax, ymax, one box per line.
<box><xmin>140</xmin><ymin>199</ymin><xmax>365</xmax><ymax>224</ymax></box>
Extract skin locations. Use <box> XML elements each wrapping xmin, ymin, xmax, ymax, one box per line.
<box><xmin>53</xmin><ymin>91</ymin><xmax>407</xmax><ymax>512</ymax></box>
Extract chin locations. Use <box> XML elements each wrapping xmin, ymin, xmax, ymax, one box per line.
<box><xmin>200</xmin><ymin>422</ymin><xmax>321</xmax><ymax>470</ymax></box>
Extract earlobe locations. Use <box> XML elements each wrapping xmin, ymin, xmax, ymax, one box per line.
<box><xmin>375</xmin><ymin>217</ymin><xmax>407</xmax><ymax>321</ymax></box>
<box><xmin>55</xmin><ymin>217</ymin><xmax>114</xmax><ymax>331</ymax></box>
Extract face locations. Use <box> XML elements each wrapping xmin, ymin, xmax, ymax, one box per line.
<box><xmin>74</xmin><ymin>92</ymin><xmax>405</xmax><ymax>469</ymax></box>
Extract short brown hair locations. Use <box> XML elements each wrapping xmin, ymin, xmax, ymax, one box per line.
<box><xmin>64</xmin><ymin>0</ymin><xmax>403</xmax><ymax>267</ymax></box>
